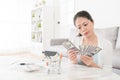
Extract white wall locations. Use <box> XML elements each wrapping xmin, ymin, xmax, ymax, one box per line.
<box><xmin>42</xmin><ymin>0</ymin><xmax>56</xmax><ymax>50</ymax></box>
<box><xmin>1</xmin><ymin>0</ymin><xmax>119</xmax><ymax>52</ymax></box>
<box><xmin>55</xmin><ymin>0</ymin><xmax>75</xmax><ymax>38</ymax></box>
<box><xmin>0</xmin><ymin>0</ymin><xmax>34</xmax><ymax>51</ymax></box>
<box><xmin>0</xmin><ymin>0</ymin><xmax>57</xmax><ymax>53</ymax></box>
<box><xmin>74</xmin><ymin>0</ymin><xmax>120</xmax><ymax>28</ymax></box>
<box><xmin>53</xmin><ymin>0</ymin><xmax>120</xmax><ymax>38</ymax></box>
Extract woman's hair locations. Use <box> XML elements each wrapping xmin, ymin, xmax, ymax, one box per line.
<box><xmin>73</xmin><ymin>10</ymin><xmax>94</xmax><ymax>36</ymax></box>
<box><xmin>73</xmin><ymin>10</ymin><xmax>94</xmax><ymax>26</ymax></box>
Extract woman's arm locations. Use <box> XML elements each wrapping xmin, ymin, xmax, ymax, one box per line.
<box><xmin>80</xmin><ymin>55</ymin><xmax>102</xmax><ymax>68</ymax></box>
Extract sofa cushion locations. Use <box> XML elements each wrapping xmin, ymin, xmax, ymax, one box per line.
<box><xmin>112</xmin><ymin>68</ymin><xmax>120</xmax><ymax>75</ymax></box>
<box><xmin>95</xmin><ymin>27</ymin><xmax>119</xmax><ymax>48</ymax></box>
<box><xmin>112</xmin><ymin>54</ymin><xmax>120</xmax><ymax>69</ymax></box>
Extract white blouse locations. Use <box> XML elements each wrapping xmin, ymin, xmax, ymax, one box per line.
<box><xmin>70</xmin><ymin>35</ymin><xmax>113</xmax><ymax>71</ymax></box>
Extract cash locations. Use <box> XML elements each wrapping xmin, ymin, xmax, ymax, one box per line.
<box><xmin>62</xmin><ymin>40</ymin><xmax>102</xmax><ymax>57</ymax></box>
<box><xmin>78</xmin><ymin>45</ymin><xmax>102</xmax><ymax>57</ymax></box>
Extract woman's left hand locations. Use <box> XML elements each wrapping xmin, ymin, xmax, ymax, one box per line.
<box><xmin>80</xmin><ymin>55</ymin><xmax>95</xmax><ymax>67</ymax></box>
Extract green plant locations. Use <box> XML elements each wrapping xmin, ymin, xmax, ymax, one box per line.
<box><xmin>42</xmin><ymin>0</ymin><xmax>46</xmax><ymax>4</ymax></box>
<box><xmin>37</xmin><ymin>23</ymin><xmax>41</xmax><ymax>28</ymax></box>
<box><xmin>32</xmin><ymin>13</ymin><xmax>35</xmax><ymax>17</ymax></box>
<box><xmin>32</xmin><ymin>34</ymin><xmax>35</xmax><ymax>39</ymax></box>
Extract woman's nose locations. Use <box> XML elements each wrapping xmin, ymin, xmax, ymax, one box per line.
<box><xmin>81</xmin><ymin>27</ymin><xmax>86</xmax><ymax>31</ymax></box>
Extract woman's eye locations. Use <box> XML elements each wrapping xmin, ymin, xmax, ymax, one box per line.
<box><xmin>84</xmin><ymin>24</ymin><xmax>87</xmax><ymax>26</ymax></box>
<box><xmin>78</xmin><ymin>27</ymin><xmax>81</xmax><ymax>29</ymax></box>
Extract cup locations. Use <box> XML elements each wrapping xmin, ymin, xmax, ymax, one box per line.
<box><xmin>46</xmin><ymin>53</ymin><xmax>62</xmax><ymax>74</ymax></box>
<box><xmin>42</xmin><ymin>51</ymin><xmax>62</xmax><ymax>74</ymax></box>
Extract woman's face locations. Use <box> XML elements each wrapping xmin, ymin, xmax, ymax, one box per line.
<box><xmin>75</xmin><ymin>17</ymin><xmax>94</xmax><ymax>37</ymax></box>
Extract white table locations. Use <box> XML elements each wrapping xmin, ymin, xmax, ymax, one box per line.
<box><xmin>0</xmin><ymin>55</ymin><xmax>120</xmax><ymax>80</ymax></box>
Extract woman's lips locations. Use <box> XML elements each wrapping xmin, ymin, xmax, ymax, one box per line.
<box><xmin>83</xmin><ymin>32</ymin><xmax>89</xmax><ymax>35</ymax></box>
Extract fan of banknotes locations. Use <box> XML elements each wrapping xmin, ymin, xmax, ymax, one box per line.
<box><xmin>78</xmin><ymin>45</ymin><xmax>102</xmax><ymax>57</ymax></box>
<box><xmin>62</xmin><ymin>40</ymin><xmax>102</xmax><ymax>57</ymax></box>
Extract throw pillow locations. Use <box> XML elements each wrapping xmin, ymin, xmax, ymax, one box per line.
<box><xmin>95</xmin><ymin>27</ymin><xmax>119</xmax><ymax>48</ymax></box>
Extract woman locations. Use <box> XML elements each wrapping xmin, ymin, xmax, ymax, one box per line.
<box><xmin>68</xmin><ymin>10</ymin><xmax>113</xmax><ymax>71</ymax></box>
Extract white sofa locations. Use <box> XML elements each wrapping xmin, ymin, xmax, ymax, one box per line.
<box><xmin>96</xmin><ymin>27</ymin><xmax>120</xmax><ymax>75</ymax></box>
<box><xmin>50</xmin><ymin>26</ymin><xmax>120</xmax><ymax>75</ymax></box>
<box><xmin>92</xmin><ymin>27</ymin><xmax>120</xmax><ymax>75</ymax></box>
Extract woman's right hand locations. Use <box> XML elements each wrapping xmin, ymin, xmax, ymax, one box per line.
<box><xmin>68</xmin><ymin>49</ymin><xmax>78</xmax><ymax>64</ymax></box>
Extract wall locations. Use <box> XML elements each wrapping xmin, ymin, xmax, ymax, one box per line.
<box><xmin>1</xmin><ymin>0</ymin><xmax>119</xmax><ymax>52</ymax></box>
<box><xmin>74</xmin><ymin>0</ymin><xmax>120</xmax><ymax>28</ymax></box>
<box><xmin>42</xmin><ymin>0</ymin><xmax>57</xmax><ymax>50</ymax></box>
<box><xmin>54</xmin><ymin>0</ymin><xmax>120</xmax><ymax>38</ymax></box>
<box><xmin>0</xmin><ymin>0</ymin><xmax>34</xmax><ymax>52</ymax></box>
<box><xmin>55</xmin><ymin>0</ymin><xmax>75</xmax><ymax>38</ymax></box>
<box><xmin>0</xmin><ymin>0</ymin><xmax>57</xmax><ymax>53</ymax></box>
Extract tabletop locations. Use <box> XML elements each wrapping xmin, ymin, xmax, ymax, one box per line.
<box><xmin>0</xmin><ymin>54</ymin><xmax>120</xmax><ymax>80</ymax></box>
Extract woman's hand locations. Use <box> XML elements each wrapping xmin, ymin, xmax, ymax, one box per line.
<box><xmin>68</xmin><ymin>49</ymin><xmax>78</xmax><ymax>64</ymax></box>
<box><xmin>80</xmin><ymin>55</ymin><xmax>101</xmax><ymax>68</ymax></box>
